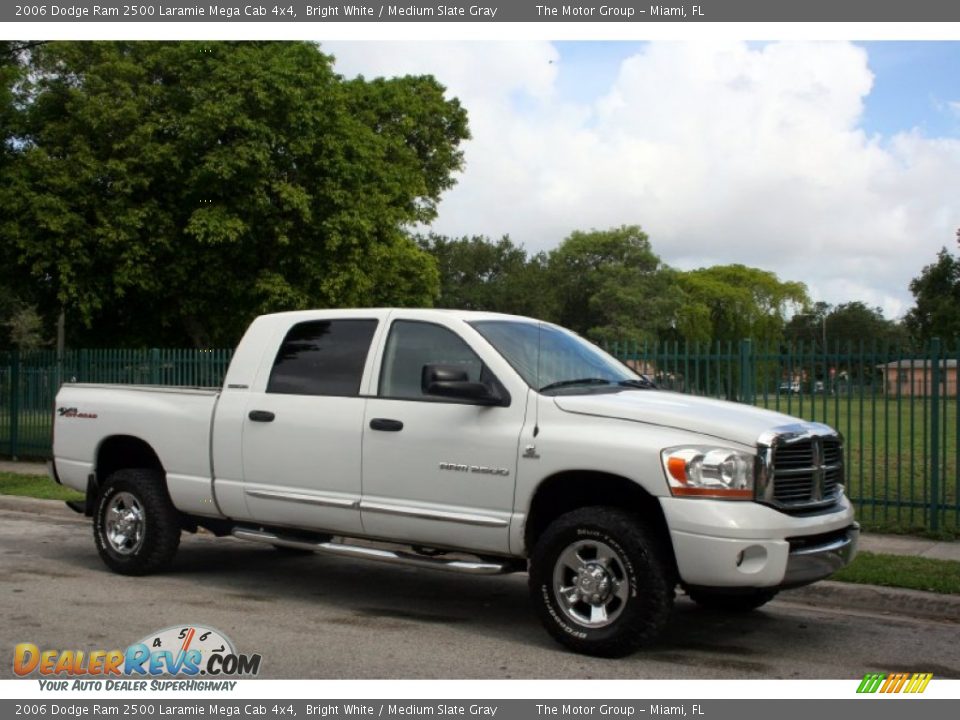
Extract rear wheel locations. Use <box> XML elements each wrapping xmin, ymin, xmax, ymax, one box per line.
<box><xmin>529</xmin><ymin>506</ymin><xmax>674</xmax><ymax>657</ymax></box>
<box><xmin>93</xmin><ymin>468</ymin><xmax>181</xmax><ymax>575</ymax></box>
<box><xmin>687</xmin><ymin>588</ymin><xmax>778</xmax><ymax>612</ymax></box>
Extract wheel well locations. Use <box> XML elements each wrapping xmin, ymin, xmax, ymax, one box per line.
<box><xmin>96</xmin><ymin>435</ymin><xmax>164</xmax><ymax>484</ymax></box>
<box><xmin>525</xmin><ymin>471</ymin><xmax>677</xmax><ymax>572</ymax></box>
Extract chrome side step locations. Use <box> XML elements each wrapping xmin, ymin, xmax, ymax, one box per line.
<box><xmin>231</xmin><ymin>527</ymin><xmax>520</xmax><ymax>576</ymax></box>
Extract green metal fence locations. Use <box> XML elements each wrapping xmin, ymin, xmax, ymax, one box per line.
<box><xmin>607</xmin><ymin>338</ymin><xmax>959</xmax><ymax>536</ymax></box>
<box><xmin>0</xmin><ymin>348</ymin><xmax>233</xmax><ymax>459</ymax></box>
<box><xmin>1</xmin><ymin>340</ymin><xmax>957</xmax><ymax>535</ymax></box>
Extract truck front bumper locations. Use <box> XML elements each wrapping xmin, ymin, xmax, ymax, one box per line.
<box><xmin>780</xmin><ymin>523</ymin><xmax>858</xmax><ymax>588</ymax></box>
<box><xmin>660</xmin><ymin>495</ymin><xmax>859</xmax><ymax>589</ymax></box>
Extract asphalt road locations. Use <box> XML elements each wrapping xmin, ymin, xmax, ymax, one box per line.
<box><xmin>2</xmin><ymin>502</ymin><xmax>958</xmax><ymax>680</ymax></box>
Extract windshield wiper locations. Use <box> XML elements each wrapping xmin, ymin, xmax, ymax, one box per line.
<box><xmin>538</xmin><ymin>378</ymin><xmax>613</xmax><ymax>393</ymax></box>
<box><xmin>618</xmin><ymin>378</ymin><xmax>657</xmax><ymax>389</ymax></box>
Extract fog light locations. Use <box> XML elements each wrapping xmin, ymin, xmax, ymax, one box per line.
<box><xmin>737</xmin><ymin>545</ymin><xmax>768</xmax><ymax>574</ymax></box>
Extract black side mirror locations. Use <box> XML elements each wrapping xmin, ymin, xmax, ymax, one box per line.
<box><xmin>421</xmin><ymin>364</ymin><xmax>502</xmax><ymax>405</ymax></box>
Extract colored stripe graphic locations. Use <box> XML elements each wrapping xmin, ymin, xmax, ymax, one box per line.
<box><xmin>858</xmin><ymin>672</ymin><xmax>932</xmax><ymax>694</ymax></box>
<box><xmin>857</xmin><ymin>673</ymin><xmax>885</xmax><ymax>693</ymax></box>
<box><xmin>906</xmin><ymin>673</ymin><xmax>933</xmax><ymax>693</ymax></box>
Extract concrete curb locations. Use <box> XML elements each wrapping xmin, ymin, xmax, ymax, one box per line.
<box><xmin>2</xmin><ymin>493</ymin><xmax>958</xmax><ymax>623</ymax></box>
<box><xmin>781</xmin><ymin>580</ymin><xmax>960</xmax><ymax>623</ymax></box>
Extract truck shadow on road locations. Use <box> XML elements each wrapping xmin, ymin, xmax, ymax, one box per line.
<box><xmin>162</xmin><ymin>537</ymin><xmax>831</xmax><ymax>675</ymax></box>
<box><xmin>6</xmin><ymin>510</ymin><xmax>957</xmax><ymax>678</ymax></box>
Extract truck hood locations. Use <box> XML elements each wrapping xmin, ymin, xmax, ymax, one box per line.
<box><xmin>553</xmin><ymin>390</ymin><xmax>806</xmax><ymax>447</ymax></box>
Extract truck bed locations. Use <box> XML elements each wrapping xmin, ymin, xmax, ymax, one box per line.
<box><xmin>54</xmin><ymin>383</ymin><xmax>221</xmax><ymax>517</ymax></box>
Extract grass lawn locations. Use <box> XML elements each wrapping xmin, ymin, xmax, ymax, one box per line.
<box><xmin>0</xmin><ymin>471</ymin><xmax>83</xmax><ymax>501</ymax></box>
<box><xmin>832</xmin><ymin>551</ymin><xmax>960</xmax><ymax>595</ymax></box>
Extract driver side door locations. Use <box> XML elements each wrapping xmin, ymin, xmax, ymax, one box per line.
<box><xmin>360</xmin><ymin>320</ymin><xmax>527</xmax><ymax>555</ymax></box>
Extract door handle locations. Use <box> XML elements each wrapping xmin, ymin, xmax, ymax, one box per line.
<box><xmin>248</xmin><ymin>410</ymin><xmax>275</xmax><ymax>423</ymax></box>
<box><xmin>369</xmin><ymin>418</ymin><xmax>403</xmax><ymax>432</ymax></box>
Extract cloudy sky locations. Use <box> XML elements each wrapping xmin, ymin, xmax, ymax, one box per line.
<box><xmin>325</xmin><ymin>41</ymin><xmax>960</xmax><ymax>319</ymax></box>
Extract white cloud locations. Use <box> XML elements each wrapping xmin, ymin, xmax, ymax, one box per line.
<box><xmin>325</xmin><ymin>41</ymin><xmax>960</xmax><ymax>319</ymax></box>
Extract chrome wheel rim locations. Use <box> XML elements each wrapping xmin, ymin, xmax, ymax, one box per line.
<box><xmin>552</xmin><ymin>539</ymin><xmax>629</xmax><ymax>628</ymax></box>
<box><xmin>105</xmin><ymin>492</ymin><xmax>145</xmax><ymax>556</ymax></box>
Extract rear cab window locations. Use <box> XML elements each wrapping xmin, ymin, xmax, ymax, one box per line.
<box><xmin>267</xmin><ymin>319</ymin><xmax>378</xmax><ymax>397</ymax></box>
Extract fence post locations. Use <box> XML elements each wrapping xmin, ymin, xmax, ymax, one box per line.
<box><xmin>739</xmin><ymin>339</ymin><xmax>754</xmax><ymax>405</ymax></box>
<box><xmin>9</xmin><ymin>351</ymin><xmax>19</xmax><ymax>460</ymax></box>
<box><xmin>929</xmin><ymin>338</ymin><xmax>941</xmax><ymax>532</ymax></box>
<box><xmin>79</xmin><ymin>348</ymin><xmax>89</xmax><ymax>382</ymax></box>
<box><xmin>150</xmin><ymin>348</ymin><xmax>161</xmax><ymax>385</ymax></box>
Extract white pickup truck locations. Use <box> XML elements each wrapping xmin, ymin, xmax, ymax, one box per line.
<box><xmin>51</xmin><ymin>309</ymin><xmax>858</xmax><ymax>657</ymax></box>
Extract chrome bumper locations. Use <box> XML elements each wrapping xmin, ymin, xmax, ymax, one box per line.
<box><xmin>781</xmin><ymin>522</ymin><xmax>859</xmax><ymax>589</ymax></box>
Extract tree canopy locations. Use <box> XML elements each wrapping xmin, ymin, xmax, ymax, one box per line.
<box><xmin>905</xmin><ymin>238</ymin><xmax>960</xmax><ymax>343</ymax></box>
<box><xmin>1</xmin><ymin>41</ymin><xmax>468</xmax><ymax>346</ymax></box>
<box><xmin>2</xmin><ymin>41</ymin><xmax>926</xmax><ymax>351</ymax></box>
<box><xmin>424</xmin><ymin>227</ymin><xmax>811</xmax><ymax>347</ymax></box>
<box><xmin>418</xmin><ymin>233</ymin><xmax>553</xmax><ymax>319</ymax></box>
<box><xmin>674</xmin><ymin>265</ymin><xmax>809</xmax><ymax>346</ymax></box>
<box><xmin>546</xmin><ymin>225</ymin><xmax>681</xmax><ymax>342</ymax></box>
<box><xmin>786</xmin><ymin>301</ymin><xmax>907</xmax><ymax>348</ymax></box>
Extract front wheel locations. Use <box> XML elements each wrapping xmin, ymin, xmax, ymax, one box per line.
<box><xmin>529</xmin><ymin>507</ymin><xmax>674</xmax><ymax>657</ymax></box>
<box><xmin>93</xmin><ymin>468</ymin><xmax>181</xmax><ymax>576</ymax></box>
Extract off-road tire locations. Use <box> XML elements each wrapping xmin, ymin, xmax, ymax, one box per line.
<box><xmin>687</xmin><ymin>588</ymin><xmax>778</xmax><ymax>612</ymax></box>
<box><xmin>93</xmin><ymin>468</ymin><xmax>181</xmax><ymax>576</ymax></box>
<box><xmin>529</xmin><ymin>506</ymin><xmax>674</xmax><ymax>657</ymax></box>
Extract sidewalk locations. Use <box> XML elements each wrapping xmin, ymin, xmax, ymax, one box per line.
<box><xmin>0</xmin><ymin>460</ymin><xmax>47</xmax><ymax>476</ymax></box>
<box><xmin>1</xmin><ymin>458</ymin><xmax>957</xmax><ymax>562</ymax></box>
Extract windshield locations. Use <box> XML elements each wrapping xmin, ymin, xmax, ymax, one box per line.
<box><xmin>469</xmin><ymin>320</ymin><xmax>653</xmax><ymax>394</ymax></box>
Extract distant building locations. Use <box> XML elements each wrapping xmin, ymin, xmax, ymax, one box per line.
<box><xmin>877</xmin><ymin>359</ymin><xmax>958</xmax><ymax>397</ymax></box>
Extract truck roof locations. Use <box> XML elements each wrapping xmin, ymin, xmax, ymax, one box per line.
<box><xmin>256</xmin><ymin>307</ymin><xmax>543</xmax><ymax>325</ymax></box>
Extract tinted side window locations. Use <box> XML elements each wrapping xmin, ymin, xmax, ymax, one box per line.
<box><xmin>379</xmin><ymin>321</ymin><xmax>483</xmax><ymax>400</ymax></box>
<box><xmin>267</xmin><ymin>319</ymin><xmax>377</xmax><ymax>397</ymax></box>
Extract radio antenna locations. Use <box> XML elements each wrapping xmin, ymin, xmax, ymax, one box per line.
<box><xmin>534</xmin><ymin>322</ymin><xmax>541</xmax><ymax>437</ymax></box>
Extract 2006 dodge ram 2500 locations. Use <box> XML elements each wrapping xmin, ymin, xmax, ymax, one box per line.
<box><xmin>52</xmin><ymin>309</ymin><xmax>858</xmax><ymax>656</ymax></box>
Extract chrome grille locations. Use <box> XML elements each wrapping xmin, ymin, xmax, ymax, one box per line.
<box><xmin>758</xmin><ymin>425</ymin><xmax>844</xmax><ymax>511</ymax></box>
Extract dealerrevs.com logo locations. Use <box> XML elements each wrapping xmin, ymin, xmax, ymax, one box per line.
<box><xmin>14</xmin><ymin>625</ymin><xmax>261</xmax><ymax>690</ymax></box>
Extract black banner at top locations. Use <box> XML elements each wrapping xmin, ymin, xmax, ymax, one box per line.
<box><xmin>3</xmin><ymin>0</ymin><xmax>960</xmax><ymax>23</ymax></box>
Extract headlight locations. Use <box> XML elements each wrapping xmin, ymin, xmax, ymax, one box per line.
<box><xmin>661</xmin><ymin>446</ymin><xmax>755</xmax><ymax>499</ymax></box>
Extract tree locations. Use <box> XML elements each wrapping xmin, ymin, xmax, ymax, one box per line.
<box><xmin>0</xmin><ymin>42</ymin><xmax>34</xmax><ymax>165</ymax></box>
<box><xmin>784</xmin><ymin>301</ymin><xmax>831</xmax><ymax>346</ymax></box>
<box><xmin>4</xmin><ymin>304</ymin><xmax>47</xmax><ymax>350</ymax></box>
<box><xmin>675</xmin><ymin>265</ymin><xmax>809</xmax><ymax>345</ymax></box>
<box><xmin>825</xmin><ymin>302</ymin><xmax>907</xmax><ymax>347</ymax></box>
<box><xmin>418</xmin><ymin>233</ymin><xmax>554</xmax><ymax>319</ymax></box>
<box><xmin>0</xmin><ymin>42</ymin><xmax>50</xmax><ymax>350</ymax></box>
<box><xmin>546</xmin><ymin>225</ymin><xmax>681</xmax><ymax>342</ymax></box>
<box><xmin>1</xmin><ymin>42</ymin><xmax>468</xmax><ymax>347</ymax></box>
<box><xmin>905</xmin><ymin>240</ymin><xmax>960</xmax><ymax>343</ymax></box>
